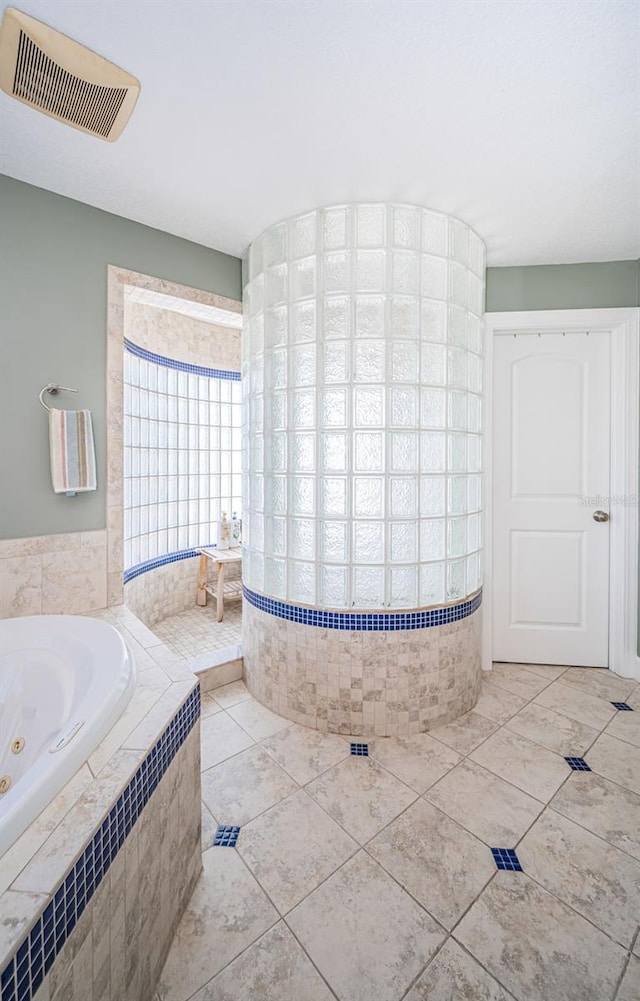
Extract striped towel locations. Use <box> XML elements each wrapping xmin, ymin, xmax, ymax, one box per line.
<box><xmin>49</xmin><ymin>408</ymin><xmax>97</xmax><ymax>493</ymax></box>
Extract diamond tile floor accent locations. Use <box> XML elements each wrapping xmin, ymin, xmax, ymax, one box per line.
<box><xmin>214</xmin><ymin>826</ymin><xmax>241</xmax><ymax>847</ymax></box>
<box><xmin>350</xmin><ymin>742</ymin><xmax>369</xmax><ymax>756</ymax></box>
<box><xmin>564</xmin><ymin>756</ymin><xmax>592</xmax><ymax>771</ymax></box>
<box><xmin>611</xmin><ymin>702</ymin><xmax>634</xmax><ymax>711</ymax></box>
<box><xmin>157</xmin><ymin>667</ymin><xmax>640</xmax><ymax>1001</ymax></box>
<box><xmin>491</xmin><ymin>847</ymin><xmax>522</xmax><ymax>871</ymax></box>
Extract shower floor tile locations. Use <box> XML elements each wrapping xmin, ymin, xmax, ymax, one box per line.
<box><xmin>151</xmin><ymin>604</ymin><xmax>242</xmax><ymax>659</ymax></box>
<box><xmin>157</xmin><ymin>665</ymin><xmax>638</xmax><ymax>1001</ymax></box>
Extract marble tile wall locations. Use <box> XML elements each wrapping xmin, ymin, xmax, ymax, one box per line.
<box><xmin>123</xmin><ymin>301</ymin><xmax>241</xmax><ymax>372</ymax></box>
<box><xmin>243</xmin><ymin>603</ymin><xmax>482</xmax><ymax>737</ymax></box>
<box><xmin>125</xmin><ymin>558</ymin><xmax>241</xmax><ymax>628</ymax></box>
<box><xmin>0</xmin><ymin>532</ymin><xmax>108</xmax><ymax>617</ymax></box>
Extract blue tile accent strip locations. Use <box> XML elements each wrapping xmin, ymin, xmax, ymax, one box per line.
<box><xmin>124</xmin><ymin>337</ymin><xmax>241</xmax><ymax>381</ymax></box>
<box><xmin>0</xmin><ymin>686</ymin><xmax>201</xmax><ymax>1001</ymax></box>
<box><xmin>564</xmin><ymin>757</ymin><xmax>592</xmax><ymax>771</ymax></box>
<box><xmin>611</xmin><ymin>702</ymin><xmax>633</xmax><ymax>711</ymax></box>
<box><xmin>350</xmin><ymin>743</ymin><xmax>369</xmax><ymax>757</ymax></box>
<box><xmin>242</xmin><ymin>585</ymin><xmax>482</xmax><ymax>632</ymax></box>
<box><xmin>214</xmin><ymin>826</ymin><xmax>241</xmax><ymax>847</ymax></box>
<box><xmin>123</xmin><ymin>546</ymin><xmax>217</xmax><ymax>584</ymax></box>
<box><xmin>491</xmin><ymin>848</ymin><xmax>522</xmax><ymax>872</ymax></box>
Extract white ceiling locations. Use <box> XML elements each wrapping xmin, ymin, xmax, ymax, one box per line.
<box><xmin>1</xmin><ymin>0</ymin><xmax>638</xmax><ymax>266</ymax></box>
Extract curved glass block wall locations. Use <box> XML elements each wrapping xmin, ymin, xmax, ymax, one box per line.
<box><xmin>242</xmin><ymin>203</ymin><xmax>485</xmax><ymax>610</ymax></box>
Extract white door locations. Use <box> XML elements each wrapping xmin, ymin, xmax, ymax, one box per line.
<box><xmin>492</xmin><ymin>331</ymin><xmax>611</xmax><ymax>667</ymax></box>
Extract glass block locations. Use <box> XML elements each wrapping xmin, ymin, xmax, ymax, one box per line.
<box><xmin>466</xmin><ymin>552</ymin><xmax>481</xmax><ymax>592</ymax></box>
<box><xmin>264</xmin><ymin>556</ymin><xmax>286</xmax><ymax>597</ymax></box>
<box><xmin>390</xmin><ymin>522</ymin><xmax>417</xmax><ymax>562</ymax></box>
<box><xmin>420</xmin><ymin>519</ymin><xmax>445</xmax><ymax>561</ymax></box>
<box><xmin>290</xmin><ymin>212</ymin><xmax>317</xmax><ymax>259</ymax></box>
<box><xmin>420</xmin><ymin>432</ymin><xmax>446</xmax><ymax>473</ymax></box>
<box><xmin>265</xmin><ymin>306</ymin><xmax>288</xmax><ymax>348</ymax></box>
<box><xmin>322</xmin><ymin>205</ymin><xmax>349</xmax><ymax>250</ymax></box>
<box><xmin>322</xmin><ymin>253</ymin><xmax>350</xmax><ymax>294</ymax></box>
<box><xmin>323</xmin><ymin>432</ymin><xmax>348</xmax><ymax>471</ymax></box>
<box><xmin>267</xmin><ymin>433</ymin><xmax>286</xmax><ymax>472</ymax></box>
<box><xmin>447</xmin><ymin>348</ymin><xmax>466</xmax><ymax>390</ymax></box>
<box><xmin>467</xmin><ymin>314</ymin><xmax>483</xmax><ymax>355</ymax></box>
<box><xmin>446</xmin><ymin>559</ymin><xmax>466</xmax><ymax>601</ymax></box>
<box><xmin>321</xmin><ymin>565</ymin><xmax>348</xmax><ymax>606</ymax></box>
<box><xmin>390</xmin><ymin>297</ymin><xmax>418</xmax><ymax>339</ymax></box>
<box><xmin>292</xmin><ymin>389</ymin><xmax>315</xmax><ymax>428</ymax></box>
<box><xmin>322</xmin><ymin>388</ymin><xmax>348</xmax><ymax>427</ymax></box>
<box><xmin>391</xmin><ymin>387</ymin><xmax>418</xmax><ymax>427</ymax></box>
<box><xmin>448</xmin><ymin>306</ymin><xmax>467</xmax><ymax>347</ymax></box>
<box><xmin>267</xmin><ymin>349</ymin><xmax>287</xmax><ymax>390</ymax></box>
<box><xmin>390</xmin><ymin>342</ymin><xmax>418</xmax><ymax>382</ymax></box>
<box><xmin>353</xmin><ymin>522</ymin><xmax>384</xmax><ymax>563</ymax></box>
<box><xmin>447</xmin><ymin>517</ymin><xmax>468</xmax><ymax>558</ymax></box>
<box><xmin>356</xmin><ymin>204</ymin><xmax>386</xmax><ymax>247</ymax></box>
<box><xmin>448</xmin><ymin>391</ymin><xmax>467</xmax><ymax>431</ymax></box>
<box><xmin>467</xmin><ymin>513</ymin><xmax>481</xmax><ymax>553</ymax></box>
<box><xmin>392</xmin><ymin>252</ymin><xmax>419</xmax><ymax>294</ymax></box>
<box><xmin>420</xmin><ymin>562</ymin><xmax>444</xmax><ymax>605</ymax></box>
<box><xmin>448</xmin><ymin>433</ymin><xmax>467</xmax><ymax>472</ymax></box>
<box><xmin>392</xmin><ymin>205</ymin><xmax>421</xmax><ymax>249</ymax></box>
<box><xmin>356</xmin><ymin>251</ymin><xmax>386</xmax><ymax>292</ymax></box>
<box><xmin>291</xmin><ymin>433</ymin><xmax>315</xmax><ymax>471</ymax></box>
<box><xmin>468</xmin><ymin>274</ymin><xmax>484</xmax><ymax>316</ymax></box>
<box><xmin>291</xmin><ymin>476</ymin><xmax>315</xmax><ymax>515</ymax></box>
<box><xmin>389</xmin><ymin>566</ymin><xmax>418</xmax><ymax>608</ymax></box>
<box><xmin>292</xmin><ymin>345</ymin><xmax>316</xmax><ymax>386</ymax></box>
<box><xmin>450</xmin><ymin>262</ymin><xmax>468</xmax><ymax>308</ymax></box>
<box><xmin>421</xmin><ymin>209</ymin><xmax>448</xmax><ymax>255</ymax></box>
<box><xmin>267</xmin><ymin>475</ymin><xmax>286</xmax><ymax>515</ymax></box>
<box><xmin>290</xmin><ymin>518</ymin><xmax>315</xmax><ymax>559</ymax></box>
<box><xmin>467</xmin><ymin>394</ymin><xmax>482</xmax><ymax>433</ymax></box>
<box><xmin>355</xmin><ymin>296</ymin><xmax>385</xmax><ymax>338</ymax></box>
<box><xmin>468</xmin><ymin>353</ymin><xmax>482</xmax><ymax>393</ymax></box>
<box><xmin>421</xmin><ymin>255</ymin><xmax>447</xmax><ymax>300</ymax></box>
<box><xmin>469</xmin><ymin>230</ymin><xmax>485</xmax><ymax>278</ymax></box>
<box><xmin>269</xmin><ymin>391</ymin><xmax>287</xmax><ymax>430</ymax></box>
<box><xmin>251</xmin><ymin>474</ymin><xmax>264</xmax><ymax>511</ymax></box>
<box><xmin>292</xmin><ymin>257</ymin><xmax>316</xmax><ymax>299</ymax></box>
<box><xmin>450</xmin><ymin>218</ymin><xmax>470</xmax><ymax>266</ymax></box>
<box><xmin>355</xmin><ymin>432</ymin><xmax>383</xmax><ymax>472</ymax></box>
<box><xmin>390</xmin><ymin>432</ymin><xmax>418</xmax><ymax>472</ymax></box>
<box><xmin>265</xmin><ymin>265</ymin><xmax>288</xmax><ymax>307</ymax></box>
<box><xmin>322</xmin><ymin>477</ymin><xmax>347</xmax><ymax>516</ymax></box>
<box><xmin>252</xmin><ymin>513</ymin><xmax>264</xmax><ymax>550</ymax></box>
<box><xmin>263</xmin><ymin>222</ymin><xmax>287</xmax><ymax>267</ymax></box>
<box><xmin>420</xmin><ymin>343</ymin><xmax>446</xmax><ymax>386</ymax></box>
<box><xmin>466</xmin><ymin>474</ymin><xmax>481</xmax><ymax>513</ymax></box>
<box><xmin>390</xmin><ymin>477</ymin><xmax>417</xmax><ymax>517</ymax></box>
<box><xmin>323</xmin><ymin>296</ymin><xmax>350</xmax><ymax>339</ymax></box>
<box><xmin>353</xmin><ymin>566</ymin><xmax>384</xmax><ymax>607</ymax></box>
<box><xmin>354</xmin><ymin>386</ymin><xmax>384</xmax><ymax>427</ymax></box>
<box><xmin>321</xmin><ymin>521</ymin><xmax>348</xmax><ymax>562</ymax></box>
<box><xmin>448</xmin><ymin>475</ymin><xmax>468</xmax><ymax>515</ymax></box>
<box><xmin>468</xmin><ymin>435</ymin><xmax>482</xmax><ymax>473</ymax></box>
<box><xmin>323</xmin><ymin>342</ymin><xmax>349</xmax><ymax>383</ymax></box>
<box><xmin>354</xmin><ymin>477</ymin><xmax>384</xmax><ymax>517</ymax></box>
<box><xmin>291</xmin><ymin>301</ymin><xmax>316</xmax><ymax>343</ymax></box>
<box><xmin>290</xmin><ymin>561</ymin><xmax>316</xmax><ymax>603</ymax></box>
<box><xmin>354</xmin><ymin>340</ymin><xmax>385</xmax><ymax>382</ymax></box>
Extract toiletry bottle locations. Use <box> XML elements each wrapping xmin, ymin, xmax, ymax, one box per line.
<box><xmin>218</xmin><ymin>512</ymin><xmax>230</xmax><ymax>550</ymax></box>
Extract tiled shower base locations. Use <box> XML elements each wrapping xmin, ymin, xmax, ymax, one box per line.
<box><xmin>150</xmin><ymin>604</ymin><xmax>242</xmax><ymax>660</ymax></box>
<box><xmin>154</xmin><ymin>664</ymin><xmax>640</xmax><ymax>1001</ymax></box>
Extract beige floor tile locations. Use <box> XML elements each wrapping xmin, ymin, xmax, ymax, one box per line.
<box><xmin>227</xmin><ymin>697</ymin><xmax>291</xmax><ymax>741</ymax></box>
<box><xmin>200</xmin><ymin>711</ymin><xmax>254</xmax><ymax>771</ymax></box>
<box><xmin>486</xmin><ymin>663</ymin><xmax>550</xmax><ymax>699</ymax></box>
<box><xmin>505</xmin><ymin>702</ymin><xmax>599</xmax><ymax>756</ymax></box>
<box><xmin>191</xmin><ymin>922</ymin><xmax>336</xmax><ymax>1001</ymax></box>
<box><xmin>473</xmin><ymin>680</ymin><xmax>528</xmax><ymax>724</ymax></box>
<box><xmin>605</xmin><ymin>708</ymin><xmax>640</xmax><ymax>748</ymax></box>
<box><xmin>455</xmin><ymin>872</ymin><xmax>626</xmax><ymax>1001</ymax></box>
<box><xmin>201</xmin><ymin>745</ymin><xmax>299</xmax><ymax>826</ymax></box>
<box><xmin>157</xmin><ymin>849</ymin><xmax>278</xmax><ymax>1001</ymax></box>
<box><xmin>238</xmin><ymin>789</ymin><xmax>358</xmax><ymax>913</ymax></box>
<box><xmin>405</xmin><ymin>938</ymin><xmax>516</xmax><ymax>1001</ymax></box>
<box><xmin>511</xmin><ymin>663</ymin><xmax>568</xmax><ymax>681</ymax></box>
<box><xmin>287</xmin><ymin>851</ymin><xmax>445</xmax><ymax>1001</ymax></box>
<box><xmin>470</xmin><ymin>728</ymin><xmax>569</xmax><ymax>802</ymax></box>
<box><xmin>429</xmin><ymin>711</ymin><xmax>498</xmax><ymax>755</ymax></box>
<box><xmin>586</xmin><ymin>733</ymin><xmax>640</xmax><ymax>795</ymax></box>
<box><xmin>200</xmin><ymin>693</ymin><xmax>223</xmax><ymax>718</ymax></box>
<box><xmin>201</xmin><ymin>802</ymin><xmax>218</xmax><ymax>851</ymax></box>
<box><xmin>535</xmin><ymin>680</ymin><xmax>617</xmax><ymax>730</ymax></box>
<box><xmin>368</xmin><ymin>799</ymin><xmax>495</xmax><ymax>929</ymax></box>
<box><xmin>368</xmin><ymin>733</ymin><xmax>461</xmax><ymax>793</ymax></box>
<box><xmin>518</xmin><ymin>809</ymin><xmax>640</xmax><ymax>948</ymax></box>
<box><xmin>561</xmin><ymin>667</ymin><xmax>637</xmax><ymax>704</ymax></box>
<box><xmin>616</xmin><ymin>956</ymin><xmax>640</xmax><ymax>1001</ymax></box>
<box><xmin>261</xmin><ymin>723</ymin><xmax>351</xmax><ymax>785</ymax></box>
<box><xmin>627</xmin><ymin>684</ymin><xmax>640</xmax><ymax>709</ymax></box>
<box><xmin>424</xmin><ymin>759</ymin><xmax>543</xmax><ymax>846</ymax></box>
<box><xmin>550</xmin><ymin>772</ymin><xmax>640</xmax><ymax>861</ymax></box>
<box><xmin>306</xmin><ymin>756</ymin><xmax>417</xmax><ymax>845</ymax></box>
<box><xmin>211</xmin><ymin>680</ymin><xmax>252</xmax><ymax>710</ymax></box>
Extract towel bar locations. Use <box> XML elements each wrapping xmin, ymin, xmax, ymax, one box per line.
<box><xmin>39</xmin><ymin>383</ymin><xmax>78</xmax><ymax>412</ymax></box>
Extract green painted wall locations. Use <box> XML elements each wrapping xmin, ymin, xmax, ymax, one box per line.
<box><xmin>486</xmin><ymin>260</ymin><xmax>640</xmax><ymax>311</ymax></box>
<box><xmin>0</xmin><ymin>175</ymin><xmax>242</xmax><ymax>540</ymax></box>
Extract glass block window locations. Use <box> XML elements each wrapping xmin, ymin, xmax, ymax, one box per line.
<box><xmin>123</xmin><ymin>340</ymin><xmax>242</xmax><ymax>571</ymax></box>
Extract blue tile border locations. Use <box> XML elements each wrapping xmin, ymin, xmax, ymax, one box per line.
<box><xmin>491</xmin><ymin>848</ymin><xmax>522</xmax><ymax>872</ymax></box>
<box><xmin>0</xmin><ymin>686</ymin><xmax>201</xmax><ymax>1001</ymax></box>
<box><xmin>123</xmin><ymin>547</ymin><xmax>217</xmax><ymax>584</ymax></box>
<box><xmin>124</xmin><ymin>337</ymin><xmax>241</xmax><ymax>381</ymax></box>
<box><xmin>564</xmin><ymin>756</ymin><xmax>592</xmax><ymax>771</ymax></box>
<box><xmin>242</xmin><ymin>585</ymin><xmax>482</xmax><ymax>632</ymax></box>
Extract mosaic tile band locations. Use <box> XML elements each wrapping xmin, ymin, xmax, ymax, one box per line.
<box><xmin>0</xmin><ymin>687</ymin><xmax>201</xmax><ymax>1001</ymax></box>
<box><xmin>123</xmin><ymin>547</ymin><xmax>215</xmax><ymax>584</ymax></box>
<box><xmin>242</xmin><ymin>584</ymin><xmax>482</xmax><ymax>631</ymax></box>
<box><xmin>124</xmin><ymin>336</ymin><xmax>241</xmax><ymax>380</ymax></box>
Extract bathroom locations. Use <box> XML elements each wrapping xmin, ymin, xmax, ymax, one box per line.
<box><xmin>1</xmin><ymin>3</ymin><xmax>639</xmax><ymax>1001</ymax></box>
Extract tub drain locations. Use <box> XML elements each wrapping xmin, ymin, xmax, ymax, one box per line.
<box><xmin>11</xmin><ymin>737</ymin><xmax>25</xmax><ymax>754</ymax></box>
<box><xmin>0</xmin><ymin>775</ymin><xmax>11</xmax><ymax>794</ymax></box>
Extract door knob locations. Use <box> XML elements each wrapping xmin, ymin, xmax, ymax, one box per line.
<box><xmin>593</xmin><ymin>510</ymin><xmax>609</xmax><ymax>523</ymax></box>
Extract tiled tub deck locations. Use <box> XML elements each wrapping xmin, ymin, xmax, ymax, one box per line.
<box><xmin>156</xmin><ymin>663</ymin><xmax>640</xmax><ymax>1001</ymax></box>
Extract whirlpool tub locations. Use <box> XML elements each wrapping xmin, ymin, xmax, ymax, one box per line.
<box><xmin>0</xmin><ymin>615</ymin><xmax>136</xmax><ymax>855</ymax></box>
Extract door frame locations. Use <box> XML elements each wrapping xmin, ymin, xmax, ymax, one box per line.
<box><xmin>483</xmin><ymin>307</ymin><xmax>640</xmax><ymax>680</ymax></box>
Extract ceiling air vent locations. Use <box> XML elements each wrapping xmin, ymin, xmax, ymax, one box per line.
<box><xmin>0</xmin><ymin>8</ymin><xmax>140</xmax><ymax>141</ymax></box>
